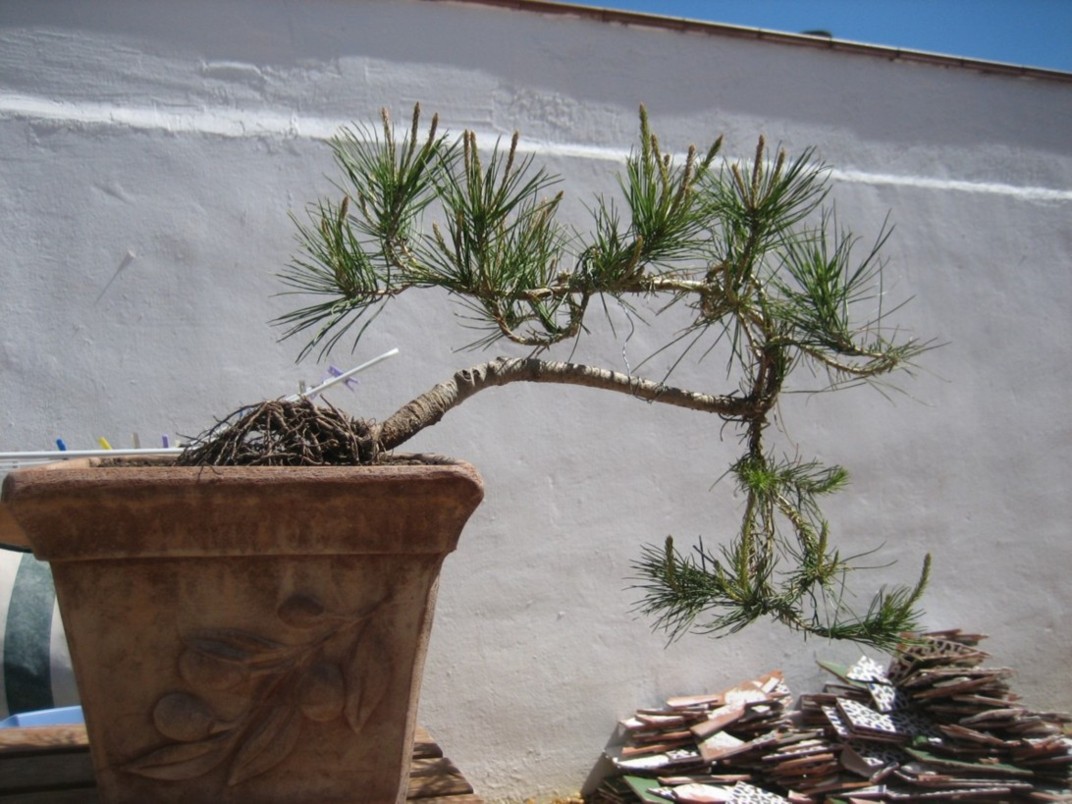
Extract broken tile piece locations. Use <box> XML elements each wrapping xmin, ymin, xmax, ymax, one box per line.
<box><xmin>836</xmin><ymin>698</ymin><xmax>935</xmax><ymax>742</ymax></box>
<box><xmin>690</xmin><ymin>702</ymin><xmax>747</xmax><ymax>741</ymax></box>
<box><xmin>867</xmin><ymin>681</ymin><xmax>905</xmax><ymax>713</ymax></box>
<box><xmin>596</xmin><ymin>636</ymin><xmax>1071</xmax><ymax>803</ymax></box>
<box><xmin>667</xmin><ymin>692</ymin><xmax>726</xmax><ymax>709</ymax></box>
<box><xmin>613</xmin><ymin>746</ymin><xmax>705</xmax><ymax>772</ymax></box>
<box><xmin>841</xmin><ymin>740</ymin><xmax>904</xmax><ymax>780</ymax></box>
<box><xmin>728</xmin><ymin>781</ymin><xmax>789</xmax><ymax>803</ymax></box>
<box><xmin>698</xmin><ymin>732</ymin><xmax>747</xmax><ymax>763</ymax></box>
<box><xmin>821</xmin><ymin>705</ymin><xmax>851</xmax><ymax>740</ymax></box>
<box><xmin>903</xmin><ymin>746</ymin><xmax>1034</xmax><ymax>776</ymax></box>
<box><xmin>847</xmin><ymin>655</ymin><xmax>890</xmax><ymax>684</ymax></box>
<box><xmin>668</xmin><ymin>782</ymin><xmax>735</xmax><ymax>803</ymax></box>
<box><xmin>622</xmin><ymin>774</ymin><xmax>675</xmax><ymax>802</ymax></box>
<box><xmin>815</xmin><ymin>660</ymin><xmax>870</xmax><ymax>689</ymax></box>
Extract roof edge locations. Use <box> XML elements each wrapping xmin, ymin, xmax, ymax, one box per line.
<box><xmin>424</xmin><ymin>0</ymin><xmax>1072</xmax><ymax>85</ymax></box>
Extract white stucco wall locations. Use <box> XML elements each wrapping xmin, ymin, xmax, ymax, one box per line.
<box><xmin>2</xmin><ymin>1</ymin><xmax>1070</xmax><ymax>799</ymax></box>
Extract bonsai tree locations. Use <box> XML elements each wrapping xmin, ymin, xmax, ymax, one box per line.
<box><xmin>189</xmin><ymin>105</ymin><xmax>931</xmax><ymax>651</ymax></box>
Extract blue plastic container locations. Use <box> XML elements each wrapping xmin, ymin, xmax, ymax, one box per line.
<box><xmin>0</xmin><ymin>705</ymin><xmax>84</xmax><ymax>728</ymax></box>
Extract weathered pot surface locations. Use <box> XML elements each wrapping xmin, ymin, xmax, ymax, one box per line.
<box><xmin>1</xmin><ymin>457</ymin><xmax>484</xmax><ymax>804</ymax></box>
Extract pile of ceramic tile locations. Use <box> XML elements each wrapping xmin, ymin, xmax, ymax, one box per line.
<box><xmin>591</xmin><ymin>630</ymin><xmax>1072</xmax><ymax>803</ymax></box>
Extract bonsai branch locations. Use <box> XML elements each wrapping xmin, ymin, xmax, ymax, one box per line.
<box><xmin>372</xmin><ymin>356</ymin><xmax>757</xmax><ymax>451</ymax></box>
<box><xmin>258</xmin><ymin>104</ymin><xmax>938</xmax><ymax>649</ymax></box>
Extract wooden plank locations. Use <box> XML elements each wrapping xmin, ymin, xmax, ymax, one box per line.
<box><xmin>0</xmin><ymin>725</ymin><xmax>448</xmax><ymax>760</ymax></box>
<box><xmin>0</xmin><ymin>751</ymin><xmax>95</xmax><ymax>792</ymax></box>
<box><xmin>0</xmin><ymin>726</ymin><xmax>481</xmax><ymax>801</ymax></box>
<box><xmin>0</xmin><ymin>790</ymin><xmax>99</xmax><ymax>803</ymax></box>
<box><xmin>413</xmin><ymin>725</ymin><xmax>445</xmax><ymax>759</ymax></box>
<box><xmin>406</xmin><ymin>756</ymin><xmax>475</xmax><ymax>799</ymax></box>
<box><xmin>0</xmin><ymin>725</ymin><xmax>98</xmax><ymax>802</ymax></box>
<box><xmin>0</xmin><ymin>727</ymin><xmax>88</xmax><ymax>756</ymax></box>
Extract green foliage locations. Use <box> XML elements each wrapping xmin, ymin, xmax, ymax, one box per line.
<box><xmin>276</xmin><ymin>105</ymin><xmax>934</xmax><ymax>651</ymax></box>
<box><xmin>421</xmin><ymin>130</ymin><xmax>572</xmax><ymax>347</ymax></box>
<box><xmin>630</xmin><ymin>452</ymin><xmax>930</xmax><ymax>651</ymax></box>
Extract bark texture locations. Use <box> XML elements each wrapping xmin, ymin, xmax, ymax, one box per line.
<box><xmin>372</xmin><ymin>356</ymin><xmax>755</xmax><ymax>451</ymax></box>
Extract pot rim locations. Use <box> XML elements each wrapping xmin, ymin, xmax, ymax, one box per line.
<box><xmin>1</xmin><ymin>455</ymin><xmax>483</xmax><ymax>555</ymax></box>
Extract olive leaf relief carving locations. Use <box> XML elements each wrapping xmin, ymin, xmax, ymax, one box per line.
<box><xmin>123</xmin><ymin>592</ymin><xmax>393</xmax><ymax>785</ymax></box>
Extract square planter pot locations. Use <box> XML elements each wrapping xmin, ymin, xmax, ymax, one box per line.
<box><xmin>1</xmin><ymin>457</ymin><xmax>483</xmax><ymax>803</ymax></box>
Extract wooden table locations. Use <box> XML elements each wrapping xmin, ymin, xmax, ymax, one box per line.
<box><xmin>0</xmin><ymin>724</ymin><xmax>483</xmax><ymax>802</ymax></box>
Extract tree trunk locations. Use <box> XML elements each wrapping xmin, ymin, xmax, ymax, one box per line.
<box><xmin>372</xmin><ymin>356</ymin><xmax>755</xmax><ymax>451</ymax></box>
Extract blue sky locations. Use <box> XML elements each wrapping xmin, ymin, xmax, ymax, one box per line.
<box><xmin>592</xmin><ymin>1</ymin><xmax>1072</xmax><ymax>73</ymax></box>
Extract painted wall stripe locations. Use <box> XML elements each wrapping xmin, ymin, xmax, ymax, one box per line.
<box><xmin>829</xmin><ymin>168</ymin><xmax>1072</xmax><ymax>202</ymax></box>
<box><xmin>2</xmin><ymin>92</ymin><xmax>1069</xmax><ymax>202</ymax></box>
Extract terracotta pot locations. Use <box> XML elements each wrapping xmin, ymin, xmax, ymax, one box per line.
<box><xmin>1</xmin><ymin>457</ymin><xmax>483</xmax><ymax>803</ymax></box>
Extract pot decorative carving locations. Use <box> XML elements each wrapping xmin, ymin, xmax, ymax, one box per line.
<box><xmin>1</xmin><ymin>457</ymin><xmax>483</xmax><ymax>803</ymax></box>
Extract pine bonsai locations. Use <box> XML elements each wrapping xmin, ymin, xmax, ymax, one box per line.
<box><xmin>255</xmin><ymin>105</ymin><xmax>933</xmax><ymax>650</ymax></box>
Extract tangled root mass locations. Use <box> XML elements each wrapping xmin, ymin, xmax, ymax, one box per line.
<box><xmin>177</xmin><ymin>399</ymin><xmax>379</xmax><ymax>467</ymax></box>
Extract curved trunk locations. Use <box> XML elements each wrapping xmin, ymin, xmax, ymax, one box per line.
<box><xmin>372</xmin><ymin>356</ymin><xmax>756</xmax><ymax>451</ymax></box>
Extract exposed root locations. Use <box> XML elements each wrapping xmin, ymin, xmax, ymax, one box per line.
<box><xmin>176</xmin><ymin>399</ymin><xmax>379</xmax><ymax>467</ymax></box>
